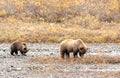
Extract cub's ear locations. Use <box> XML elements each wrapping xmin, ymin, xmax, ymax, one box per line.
<box><xmin>27</xmin><ymin>49</ymin><xmax>30</xmax><ymax>51</ymax></box>
<box><xmin>23</xmin><ymin>48</ymin><xmax>27</xmax><ymax>50</ymax></box>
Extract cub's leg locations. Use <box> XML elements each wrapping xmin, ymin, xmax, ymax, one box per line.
<box><xmin>20</xmin><ymin>51</ymin><xmax>27</xmax><ymax>56</ymax></box>
<box><xmin>11</xmin><ymin>51</ymin><xmax>15</xmax><ymax>56</ymax></box>
<box><xmin>15</xmin><ymin>51</ymin><xmax>18</xmax><ymax>55</ymax></box>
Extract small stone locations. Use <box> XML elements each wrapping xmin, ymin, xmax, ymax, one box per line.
<box><xmin>50</xmin><ymin>53</ymin><xmax>54</xmax><ymax>56</ymax></box>
<box><xmin>7</xmin><ymin>68</ymin><xmax>12</xmax><ymax>72</ymax></box>
<box><xmin>31</xmin><ymin>55</ymin><xmax>34</xmax><ymax>57</ymax></box>
<box><xmin>75</xmin><ymin>66</ymin><xmax>80</xmax><ymax>69</ymax></box>
<box><xmin>13</xmin><ymin>67</ymin><xmax>22</xmax><ymax>71</ymax></box>
<box><xmin>11</xmin><ymin>65</ymin><xmax>14</xmax><ymax>67</ymax></box>
<box><xmin>3</xmin><ymin>56</ymin><xmax>6</xmax><ymax>58</ymax></box>
<box><xmin>3</xmin><ymin>49</ymin><xmax>5</xmax><ymax>52</ymax></box>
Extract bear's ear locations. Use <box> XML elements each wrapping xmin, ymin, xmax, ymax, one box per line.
<box><xmin>87</xmin><ymin>48</ymin><xmax>89</xmax><ymax>50</ymax></box>
<box><xmin>22</xmin><ymin>43</ymin><xmax>26</xmax><ymax>46</ymax></box>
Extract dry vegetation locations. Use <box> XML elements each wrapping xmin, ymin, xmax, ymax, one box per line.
<box><xmin>30</xmin><ymin>55</ymin><xmax>120</xmax><ymax>64</ymax></box>
<box><xmin>30</xmin><ymin>54</ymin><xmax>120</xmax><ymax>77</ymax></box>
<box><xmin>0</xmin><ymin>0</ymin><xmax>120</xmax><ymax>43</ymax></box>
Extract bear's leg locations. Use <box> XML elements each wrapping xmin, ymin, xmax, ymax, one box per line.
<box><xmin>66</xmin><ymin>52</ymin><xmax>70</xmax><ymax>58</ymax></box>
<box><xmin>61</xmin><ymin>52</ymin><xmax>65</xmax><ymax>58</ymax></box>
<box><xmin>73</xmin><ymin>52</ymin><xmax>78</xmax><ymax>58</ymax></box>
<box><xmin>60</xmin><ymin>50</ymin><xmax>66</xmax><ymax>59</ymax></box>
<box><xmin>79</xmin><ymin>53</ymin><xmax>84</xmax><ymax>58</ymax></box>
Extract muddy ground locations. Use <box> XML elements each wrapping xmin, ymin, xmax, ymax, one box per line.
<box><xmin>0</xmin><ymin>43</ymin><xmax>120</xmax><ymax>78</ymax></box>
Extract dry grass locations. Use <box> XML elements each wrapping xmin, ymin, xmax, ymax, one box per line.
<box><xmin>0</xmin><ymin>0</ymin><xmax>120</xmax><ymax>43</ymax></box>
<box><xmin>30</xmin><ymin>55</ymin><xmax>120</xmax><ymax>64</ymax></box>
<box><xmin>0</xmin><ymin>17</ymin><xmax>120</xmax><ymax>43</ymax></box>
<box><xmin>31</xmin><ymin>70</ymin><xmax>120</xmax><ymax>77</ymax></box>
<box><xmin>0</xmin><ymin>0</ymin><xmax>120</xmax><ymax>23</ymax></box>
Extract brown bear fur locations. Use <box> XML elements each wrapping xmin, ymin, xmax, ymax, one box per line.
<box><xmin>10</xmin><ymin>41</ymin><xmax>29</xmax><ymax>56</ymax></box>
<box><xmin>60</xmin><ymin>39</ymin><xmax>88</xmax><ymax>58</ymax></box>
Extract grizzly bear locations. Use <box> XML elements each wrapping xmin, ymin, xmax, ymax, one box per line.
<box><xmin>60</xmin><ymin>39</ymin><xmax>88</xmax><ymax>58</ymax></box>
<box><xmin>10</xmin><ymin>41</ymin><xmax>29</xmax><ymax>56</ymax></box>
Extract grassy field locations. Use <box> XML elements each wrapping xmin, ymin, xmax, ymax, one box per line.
<box><xmin>0</xmin><ymin>0</ymin><xmax>120</xmax><ymax>43</ymax></box>
<box><xmin>0</xmin><ymin>17</ymin><xmax>120</xmax><ymax>43</ymax></box>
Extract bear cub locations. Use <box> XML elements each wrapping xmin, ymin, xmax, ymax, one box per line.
<box><xmin>10</xmin><ymin>41</ymin><xmax>29</xmax><ymax>56</ymax></box>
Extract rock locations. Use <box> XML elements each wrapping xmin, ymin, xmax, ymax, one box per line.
<box><xmin>3</xmin><ymin>56</ymin><xmax>6</xmax><ymax>58</ymax></box>
<box><xmin>3</xmin><ymin>49</ymin><xmax>6</xmax><ymax>52</ymax></box>
<box><xmin>7</xmin><ymin>68</ymin><xmax>12</xmax><ymax>72</ymax></box>
<box><xmin>11</xmin><ymin>65</ymin><xmax>14</xmax><ymax>67</ymax></box>
<box><xmin>50</xmin><ymin>53</ymin><xmax>54</xmax><ymax>56</ymax></box>
<box><xmin>75</xmin><ymin>66</ymin><xmax>80</xmax><ymax>69</ymax></box>
<box><xmin>13</xmin><ymin>67</ymin><xmax>22</xmax><ymax>71</ymax></box>
<box><xmin>31</xmin><ymin>55</ymin><xmax>34</xmax><ymax>57</ymax></box>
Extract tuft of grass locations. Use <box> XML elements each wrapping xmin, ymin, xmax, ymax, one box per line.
<box><xmin>0</xmin><ymin>9</ymin><xmax>7</xmax><ymax>16</ymax></box>
<box><xmin>30</xmin><ymin>55</ymin><xmax>120</xmax><ymax>65</ymax></box>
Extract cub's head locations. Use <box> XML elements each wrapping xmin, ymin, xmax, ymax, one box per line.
<box><xmin>21</xmin><ymin>42</ymin><xmax>29</xmax><ymax>54</ymax></box>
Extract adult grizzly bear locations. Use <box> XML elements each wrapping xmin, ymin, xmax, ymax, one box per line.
<box><xmin>60</xmin><ymin>39</ymin><xmax>88</xmax><ymax>58</ymax></box>
<box><xmin>10</xmin><ymin>41</ymin><xmax>29</xmax><ymax>56</ymax></box>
